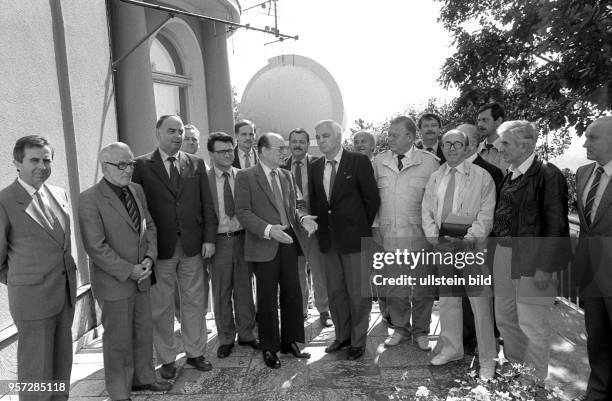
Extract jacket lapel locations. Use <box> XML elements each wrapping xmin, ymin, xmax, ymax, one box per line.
<box><xmin>46</xmin><ymin>184</ymin><xmax>71</xmax><ymax>247</ymax></box>
<box><xmin>330</xmin><ymin>150</ymin><xmax>348</xmax><ymax>204</ymax></box>
<box><xmin>576</xmin><ymin>163</ymin><xmax>595</xmax><ymax>223</ymax></box>
<box><xmin>99</xmin><ymin>180</ymin><xmax>138</xmax><ymax>232</ymax></box>
<box><xmin>208</xmin><ymin>167</ymin><xmax>220</xmax><ymax>219</ymax></box>
<box><xmin>13</xmin><ymin>181</ymin><xmax>63</xmax><ymax>246</ymax></box>
<box><xmin>150</xmin><ymin>149</ymin><xmax>177</xmax><ymax>195</ymax></box>
<box><xmin>254</xmin><ymin>164</ymin><xmax>280</xmax><ymax>214</ymax></box>
<box><xmin>176</xmin><ymin>151</ymin><xmax>191</xmax><ymax>198</ymax></box>
<box><xmin>591</xmin><ymin>170</ymin><xmax>612</xmax><ymax>228</ymax></box>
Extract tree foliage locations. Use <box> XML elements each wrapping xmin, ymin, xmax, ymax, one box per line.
<box><xmin>435</xmin><ymin>0</ymin><xmax>612</xmax><ymax>147</ymax></box>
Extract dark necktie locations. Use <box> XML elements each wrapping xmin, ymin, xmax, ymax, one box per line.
<box><xmin>270</xmin><ymin>170</ymin><xmax>289</xmax><ymax>226</ymax></box>
<box><xmin>484</xmin><ymin>143</ymin><xmax>494</xmax><ymax>152</ymax></box>
<box><xmin>397</xmin><ymin>154</ymin><xmax>405</xmax><ymax>170</ymax></box>
<box><xmin>222</xmin><ymin>171</ymin><xmax>235</xmax><ymax>218</ymax></box>
<box><xmin>35</xmin><ymin>191</ymin><xmax>64</xmax><ymax>239</ymax></box>
<box><xmin>294</xmin><ymin>161</ymin><xmax>303</xmax><ymax>193</ymax></box>
<box><xmin>167</xmin><ymin>156</ymin><xmax>180</xmax><ymax>190</ymax></box>
<box><xmin>441</xmin><ymin>167</ymin><xmax>457</xmax><ymax>222</ymax></box>
<box><xmin>120</xmin><ymin>187</ymin><xmax>141</xmax><ymax>231</ymax></box>
<box><xmin>244</xmin><ymin>151</ymin><xmax>251</xmax><ymax>168</ymax></box>
<box><xmin>585</xmin><ymin>166</ymin><xmax>604</xmax><ymax>226</ymax></box>
<box><xmin>327</xmin><ymin>160</ymin><xmax>337</xmax><ymax>201</ymax></box>
<box><xmin>426</xmin><ymin>147</ymin><xmax>434</xmax><ymax>153</ymax></box>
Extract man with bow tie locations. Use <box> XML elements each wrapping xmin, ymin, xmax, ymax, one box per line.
<box><xmin>0</xmin><ymin>135</ymin><xmax>77</xmax><ymax>401</ymax></box>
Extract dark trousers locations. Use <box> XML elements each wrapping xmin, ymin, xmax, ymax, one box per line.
<box><xmin>584</xmin><ymin>297</ymin><xmax>612</xmax><ymax>401</ymax></box>
<box><xmin>253</xmin><ymin>240</ymin><xmax>304</xmax><ymax>352</ymax></box>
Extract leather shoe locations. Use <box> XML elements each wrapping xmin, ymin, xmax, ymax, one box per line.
<box><xmin>347</xmin><ymin>346</ymin><xmax>364</xmax><ymax>360</ymax></box>
<box><xmin>320</xmin><ymin>311</ymin><xmax>333</xmax><ymax>327</ymax></box>
<box><xmin>132</xmin><ymin>381</ymin><xmax>172</xmax><ymax>392</ymax></box>
<box><xmin>325</xmin><ymin>339</ymin><xmax>350</xmax><ymax>353</ymax></box>
<box><xmin>238</xmin><ymin>339</ymin><xmax>259</xmax><ymax>350</ymax></box>
<box><xmin>186</xmin><ymin>355</ymin><xmax>212</xmax><ymax>371</ymax></box>
<box><xmin>430</xmin><ymin>353</ymin><xmax>462</xmax><ymax>366</ymax></box>
<box><xmin>280</xmin><ymin>342</ymin><xmax>310</xmax><ymax>358</ymax></box>
<box><xmin>263</xmin><ymin>350</ymin><xmax>281</xmax><ymax>369</ymax></box>
<box><xmin>159</xmin><ymin>362</ymin><xmax>176</xmax><ymax>379</ymax></box>
<box><xmin>217</xmin><ymin>343</ymin><xmax>234</xmax><ymax>358</ymax></box>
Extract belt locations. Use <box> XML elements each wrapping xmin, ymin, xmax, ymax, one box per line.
<box><xmin>217</xmin><ymin>230</ymin><xmax>245</xmax><ymax>238</ymax></box>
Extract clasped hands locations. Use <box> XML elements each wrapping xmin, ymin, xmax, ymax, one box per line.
<box><xmin>130</xmin><ymin>257</ymin><xmax>153</xmax><ymax>283</ymax></box>
<box><xmin>269</xmin><ymin>215</ymin><xmax>318</xmax><ymax>244</ymax></box>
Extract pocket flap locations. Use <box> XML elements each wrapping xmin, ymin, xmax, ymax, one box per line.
<box><xmin>10</xmin><ymin>273</ymin><xmax>45</xmax><ymax>286</ymax></box>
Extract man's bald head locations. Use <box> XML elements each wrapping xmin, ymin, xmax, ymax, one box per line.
<box><xmin>456</xmin><ymin>123</ymin><xmax>480</xmax><ymax>157</ymax></box>
<box><xmin>584</xmin><ymin>116</ymin><xmax>612</xmax><ymax>165</ymax></box>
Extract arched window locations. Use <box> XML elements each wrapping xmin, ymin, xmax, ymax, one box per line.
<box><xmin>150</xmin><ymin>36</ymin><xmax>191</xmax><ymax>119</ymax></box>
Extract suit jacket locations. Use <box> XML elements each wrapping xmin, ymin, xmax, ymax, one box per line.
<box><xmin>574</xmin><ymin>162</ymin><xmax>612</xmax><ymax>296</ymax></box>
<box><xmin>472</xmin><ymin>154</ymin><xmax>504</xmax><ymax>193</ymax></box>
<box><xmin>310</xmin><ymin>149</ymin><xmax>381</xmax><ymax>254</ymax></box>
<box><xmin>416</xmin><ymin>140</ymin><xmax>445</xmax><ymax>164</ymax></box>
<box><xmin>79</xmin><ymin>180</ymin><xmax>157</xmax><ymax>301</ymax></box>
<box><xmin>232</xmin><ymin>147</ymin><xmax>259</xmax><ymax>169</ymax></box>
<box><xmin>0</xmin><ymin>181</ymin><xmax>77</xmax><ymax>321</ymax></box>
<box><xmin>282</xmin><ymin>154</ymin><xmax>319</xmax><ymax>212</ymax></box>
<box><xmin>132</xmin><ymin>149</ymin><xmax>217</xmax><ymax>259</ymax></box>
<box><xmin>235</xmin><ymin>163</ymin><xmax>305</xmax><ymax>262</ymax></box>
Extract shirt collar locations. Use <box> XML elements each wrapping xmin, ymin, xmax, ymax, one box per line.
<box><xmin>17</xmin><ymin>178</ymin><xmax>42</xmax><ymax>197</ymax></box>
<box><xmin>260</xmin><ymin>162</ymin><xmax>276</xmax><ymax>177</ymax></box>
<box><xmin>478</xmin><ymin>136</ymin><xmax>502</xmax><ymax>151</ymax></box>
<box><xmin>445</xmin><ymin>160</ymin><xmax>468</xmax><ymax>176</ymax></box>
<box><xmin>465</xmin><ymin>153</ymin><xmax>478</xmax><ymax>163</ymax></box>
<box><xmin>214</xmin><ymin>166</ymin><xmax>234</xmax><ymax>179</ymax></box>
<box><xmin>509</xmin><ymin>152</ymin><xmax>535</xmax><ymax>177</ymax></box>
<box><xmin>596</xmin><ymin>160</ymin><xmax>612</xmax><ymax>176</ymax></box>
<box><xmin>159</xmin><ymin>148</ymin><xmax>179</xmax><ymax>162</ymax></box>
<box><xmin>326</xmin><ymin>147</ymin><xmax>343</xmax><ymax>164</ymax></box>
<box><xmin>293</xmin><ymin>155</ymin><xmax>307</xmax><ymax>165</ymax></box>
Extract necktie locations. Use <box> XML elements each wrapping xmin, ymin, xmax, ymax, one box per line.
<box><xmin>441</xmin><ymin>167</ymin><xmax>456</xmax><ymax>223</ymax></box>
<box><xmin>294</xmin><ymin>161</ymin><xmax>303</xmax><ymax>193</ymax></box>
<box><xmin>35</xmin><ymin>191</ymin><xmax>64</xmax><ymax>238</ymax></box>
<box><xmin>585</xmin><ymin>166</ymin><xmax>604</xmax><ymax>226</ymax></box>
<box><xmin>120</xmin><ymin>187</ymin><xmax>141</xmax><ymax>231</ymax></box>
<box><xmin>244</xmin><ymin>151</ymin><xmax>251</xmax><ymax>168</ymax></box>
<box><xmin>327</xmin><ymin>160</ymin><xmax>337</xmax><ymax>201</ymax></box>
<box><xmin>426</xmin><ymin>147</ymin><xmax>434</xmax><ymax>153</ymax></box>
<box><xmin>270</xmin><ymin>170</ymin><xmax>289</xmax><ymax>226</ymax></box>
<box><xmin>222</xmin><ymin>171</ymin><xmax>235</xmax><ymax>218</ymax></box>
<box><xmin>483</xmin><ymin>143</ymin><xmax>495</xmax><ymax>152</ymax></box>
<box><xmin>167</xmin><ymin>156</ymin><xmax>180</xmax><ymax>190</ymax></box>
<box><xmin>397</xmin><ymin>154</ymin><xmax>405</xmax><ymax>170</ymax></box>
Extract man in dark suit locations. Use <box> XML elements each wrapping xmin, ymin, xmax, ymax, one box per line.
<box><xmin>311</xmin><ymin>120</ymin><xmax>381</xmax><ymax>360</ymax></box>
<box><xmin>206</xmin><ymin>132</ymin><xmax>257</xmax><ymax>359</ymax></box>
<box><xmin>282</xmin><ymin>128</ymin><xmax>331</xmax><ymax>327</ymax></box>
<box><xmin>415</xmin><ymin>113</ymin><xmax>446</xmax><ymax>164</ymax></box>
<box><xmin>0</xmin><ymin>135</ymin><xmax>77</xmax><ymax>401</ymax></box>
<box><xmin>79</xmin><ymin>142</ymin><xmax>171</xmax><ymax>400</ymax></box>
<box><xmin>132</xmin><ymin>115</ymin><xmax>218</xmax><ymax>379</ymax></box>
<box><xmin>235</xmin><ymin>133</ymin><xmax>317</xmax><ymax>369</ymax></box>
<box><xmin>574</xmin><ymin>116</ymin><xmax>612</xmax><ymax>401</ymax></box>
<box><xmin>232</xmin><ymin>119</ymin><xmax>259</xmax><ymax>169</ymax></box>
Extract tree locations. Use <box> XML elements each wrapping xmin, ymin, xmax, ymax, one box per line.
<box><xmin>436</xmin><ymin>0</ymin><xmax>612</xmax><ymax>155</ymax></box>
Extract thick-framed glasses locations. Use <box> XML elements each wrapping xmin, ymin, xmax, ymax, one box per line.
<box><xmin>105</xmin><ymin>161</ymin><xmax>136</xmax><ymax>170</ymax></box>
<box><xmin>270</xmin><ymin>146</ymin><xmax>288</xmax><ymax>153</ymax></box>
<box><xmin>442</xmin><ymin>141</ymin><xmax>465</xmax><ymax>151</ymax></box>
<box><xmin>213</xmin><ymin>149</ymin><xmax>234</xmax><ymax>156</ymax></box>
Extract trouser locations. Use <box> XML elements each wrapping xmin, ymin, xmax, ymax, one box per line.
<box><xmin>584</xmin><ymin>297</ymin><xmax>612</xmax><ymax>401</ymax></box>
<box><xmin>297</xmin><ymin>232</ymin><xmax>329</xmax><ymax>315</ymax></box>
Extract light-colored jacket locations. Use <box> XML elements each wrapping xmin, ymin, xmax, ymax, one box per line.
<box><xmin>421</xmin><ymin>161</ymin><xmax>495</xmax><ymax>241</ymax></box>
<box><xmin>373</xmin><ymin>148</ymin><xmax>439</xmax><ymax>250</ymax></box>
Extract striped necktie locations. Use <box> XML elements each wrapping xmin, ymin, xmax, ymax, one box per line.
<box><xmin>120</xmin><ymin>187</ymin><xmax>141</xmax><ymax>231</ymax></box>
<box><xmin>585</xmin><ymin>166</ymin><xmax>604</xmax><ymax>226</ymax></box>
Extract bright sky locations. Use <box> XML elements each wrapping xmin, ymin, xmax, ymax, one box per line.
<box><xmin>228</xmin><ymin>0</ymin><xmax>458</xmax><ymax>127</ymax></box>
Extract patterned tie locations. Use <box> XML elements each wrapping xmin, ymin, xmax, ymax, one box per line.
<box><xmin>35</xmin><ymin>191</ymin><xmax>64</xmax><ymax>238</ymax></box>
<box><xmin>294</xmin><ymin>161</ymin><xmax>303</xmax><ymax>193</ymax></box>
<box><xmin>222</xmin><ymin>171</ymin><xmax>235</xmax><ymax>218</ymax></box>
<box><xmin>585</xmin><ymin>166</ymin><xmax>605</xmax><ymax>226</ymax></box>
<box><xmin>120</xmin><ymin>187</ymin><xmax>141</xmax><ymax>231</ymax></box>
<box><xmin>270</xmin><ymin>170</ymin><xmax>289</xmax><ymax>226</ymax></box>
<box><xmin>397</xmin><ymin>154</ymin><xmax>405</xmax><ymax>170</ymax></box>
<box><xmin>167</xmin><ymin>156</ymin><xmax>180</xmax><ymax>190</ymax></box>
<box><xmin>244</xmin><ymin>151</ymin><xmax>251</xmax><ymax>168</ymax></box>
<box><xmin>327</xmin><ymin>160</ymin><xmax>337</xmax><ymax>202</ymax></box>
<box><xmin>441</xmin><ymin>167</ymin><xmax>456</xmax><ymax>223</ymax></box>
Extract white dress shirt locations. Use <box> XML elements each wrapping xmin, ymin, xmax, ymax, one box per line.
<box><xmin>324</xmin><ymin>147</ymin><xmax>343</xmax><ymax>201</ymax></box>
<box><xmin>582</xmin><ymin>160</ymin><xmax>612</xmax><ymax>219</ymax></box>
<box><xmin>435</xmin><ymin>161</ymin><xmax>469</xmax><ymax>223</ymax></box>
<box><xmin>213</xmin><ymin>167</ymin><xmax>242</xmax><ymax>234</ymax></box>
<box><xmin>238</xmin><ymin>148</ymin><xmax>256</xmax><ymax>168</ymax></box>
<box><xmin>508</xmin><ymin>152</ymin><xmax>535</xmax><ymax>180</ymax></box>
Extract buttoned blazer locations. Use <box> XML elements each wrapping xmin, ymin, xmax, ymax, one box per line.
<box><xmin>79</xmin><ymin>180</ymin><xmax>157</xmax><ymax>301</ymax></box>
<box><xmin>0</xmin><ymin>181</ymin><xmax>77</xmax><ymax>320</ymax></box>
<box><xmin>235</xmin><ymin>163</ymin><xmax>304</xmax><ymax>262</ymax></box>
<box><xmin>132</xmin><ymin>149</ymin><xmax>217</xmax><ymax>259</ymax></box>
<box><xmin>309</xmin><ymin>149</ymin><xmax>380</xmax><ymax>254</ymax></box>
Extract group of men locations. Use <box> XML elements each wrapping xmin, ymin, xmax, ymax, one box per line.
<box><xmin>1</xmin><ymin>104</ymin><xmax>612</xmax><ymax>401</ymax></box>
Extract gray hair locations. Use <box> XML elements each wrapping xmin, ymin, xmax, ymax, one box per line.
<box><xmin>456</xmin><ymin>123</ymin><xmax>479</xmax><ymax>145</ymax></box>
<box><xmin>353</xmin><ymin>130</ymin><xmax>376</xmax><ymax>145</ymax></box>
<box><xmin>99</xmin><ymin>142</ymin><xmax>133</xmax><ymax>164</ymax></box>
<box><xmin>498</xmin><ymin>120</ymin><xmax>538</xmax><ymax>143</ymax></box>
<box><xmin>314</xmin><ymin>119</ymin><xmax>343</xmax><ymax>139</ymax></box>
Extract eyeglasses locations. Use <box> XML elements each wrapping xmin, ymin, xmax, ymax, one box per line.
<box><xmin>105</xmin><ymin>161</ymin><xmax>136</xmax><ymax>170</ymax></box>
<box><xmin>442</xmin><ymin>141</ymin><xmax>465</xmax><ymax>150</ymax></box>
<box><xmin>213</xmin><ymin>149</ymin><xmax>234</xmax><ymax>156</ymax></box>
<box><xmin>270</xmin><ymin>146</ymin><xmax>288</xmax><ymax>152</ymax></box>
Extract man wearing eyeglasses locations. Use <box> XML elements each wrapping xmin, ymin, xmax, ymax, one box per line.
<box><xmin>132</xmin><ymin>115</ymin><xmax>218</xmax><ymax>380</ymax></box>
<box><xmin>235</xmin><ymin>133</ymin><xmax>318</xmax><ymax>369</ymax></box>
<box><xmin>79</xmin><ymin>142</ymin><xmax>171</xmax><ymax>400</ymax></box>
<box><xmin>206</xmin><ymin>132</ymin><xmax>257</xmax><ymax>359</ymax></box>
<box><xmin>422</xmin><ymin>129</ymin><xmax>497</xmax><ymax>380</ymax></box>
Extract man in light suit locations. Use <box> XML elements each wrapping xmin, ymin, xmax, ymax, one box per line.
<box><xmin>235</xmin><ymin>133</ymin><xmax>317</xmax><ymax>369</ymax></box>
<box><xmin>79</xmin><ymin>143</ymin><xmax>171</xmax><ymax>400</ymax></box>
<box><xmin>281</xmin><ymin>128</ymin><xmax>331</xmax><ymax>326</ymax></box>
<box><xmin>574</xmin><ymin>116</ymin><xmax>612</xmax><ymax>400</ymax></box>
<box><xmin>132</xmin><ymin>115</ymin><xmax>218</xmax><ymax>379</ymax></box>
<box><xmin>311</xmin><ymin>120</ymin><xmax>380</xmax><ymax>360</ymax></box>
<box><xmin>232</xmin><ymin>119</ymin><xmax>258</xmax><ymax>169</ymax></box>
<box><xmin>0</xmin><ymin>135</ymin><xmax>77</xmax><ymax>401</ymax></box>
<box><xmin>206</xmin><ymin>132</ymin><xmax>257</xmax><ymax>358</ymax></box>
<box><xmin>421</xmin><ymin>129</ymin><xmax>497</xmax><ymax>380</ymax></box>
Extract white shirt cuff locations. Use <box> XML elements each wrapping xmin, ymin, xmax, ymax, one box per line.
<box><xmin>264</xmin><ymin>224</ymin><xmax>272</xmax><ymax>240</ymax></box>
